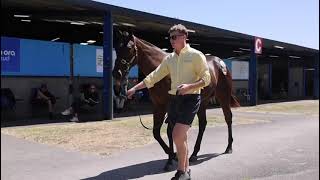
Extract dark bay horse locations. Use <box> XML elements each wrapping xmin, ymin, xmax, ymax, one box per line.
<box><xmin>112</xmin><ymin>30</ymin><xmax>240</xmax><ymax>170</ymax></box>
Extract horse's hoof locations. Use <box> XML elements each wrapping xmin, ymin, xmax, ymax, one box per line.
<box><xmin>163</xmin><ymin>162</ymin><xmax>173</xmax><ymax>172</ymax></box>
<box><xmin>224</xmin><ymin>148</ymin><xmax>233</xmax><ymax>154</ymax></box>
<box><xmin>189</xmin><ymin>155</ymin><xmax>198</xmax><ymax>162</ymax></box>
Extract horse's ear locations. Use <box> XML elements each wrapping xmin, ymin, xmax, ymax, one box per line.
<box><xmin>113</xmin><ymin>29</ymin><xmax>122</xmax><ymax>47</ymax></box>
<box><xmin>113</xmin><ymin>29</ymin><xmax>121</xmax><ymax>39</ymax></box>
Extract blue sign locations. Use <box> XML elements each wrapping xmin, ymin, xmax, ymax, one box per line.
<box><xmin>1</xmin><ymin>37</ymin><xmax>20</xmax><ymax>72</ymax></box>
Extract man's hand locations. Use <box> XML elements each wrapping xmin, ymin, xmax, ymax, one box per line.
<box><xmin>126</xmin><ymin>88</ymin><xmax>136</xmax><ymax>99</ymax></box>
<box><xmin>177</xmin><ymin>84</ymin><xmax>192</xmax><ymax>95</ymax></box>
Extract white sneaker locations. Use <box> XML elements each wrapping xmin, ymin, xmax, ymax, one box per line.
<box><xmin>119</xmin><ymin>99</ymin><xmax>125</xmax><ymax>109</ymax></box>
<box><xmin>115</xmin><ymin>97</ymin><xmax>120</xmax><ymax>108</ymax></box>
<box><xmin>61</xmin><ymin>109</ymin><xmax>71</xmax><ymax>116</ymax></box>
<box><xmin>70</xmin><ymin>116</ymin><xmax>79</xmax><ymax>122</ymax></box>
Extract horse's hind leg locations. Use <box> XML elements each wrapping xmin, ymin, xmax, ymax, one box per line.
<box><xmin>190</xmin><ymin>103</ymin><xmax>208</xmax><ymax>162</ymax></box>
<box><xmin>220</xmin><ymin>101</ymin><xmax>233</xmax><ymax>154</ymax></box>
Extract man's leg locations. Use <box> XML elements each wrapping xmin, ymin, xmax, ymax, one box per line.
<box><xmin>185</xmin><ymin>133</ymin><xmax>189</xmax><ymax>172</ymax></box>
<box><xmin>47</xmin><ymin>100</ymin><xmax>53</xmax><ymax>113</ymax></box>
<box><xmin>70</xmin><ymin>98</ymin><xmax>82</xmax><ymax>122</ymax></box>
<box><xmin>172</xmin><ymin>123</ymin><xmax>190</xmax><ymax>172</ymax></box>
<box><xmin>47</xmin><ymin>99</ymin><xmax>53</xmax><ymax>119</ymax></box>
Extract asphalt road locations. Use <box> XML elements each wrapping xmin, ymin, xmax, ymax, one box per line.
<box><xmin>1</xmin><ymin>110</ymin><xmax>319</xmax><ymax>180</ymax></box>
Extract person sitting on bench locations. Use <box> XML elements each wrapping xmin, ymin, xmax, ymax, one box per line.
<box><xmin>32</xmin><ymin>83</ymin><xmax>56</xmax><ymax>119</ymax></box>
<box><xmin>61</xmin><ymin>84</ymin><xmax>99</xmax><ymax>122</ymax></box>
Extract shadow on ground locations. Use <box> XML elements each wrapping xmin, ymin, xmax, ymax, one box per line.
<box><xmin>1</xmin><ymin>114</ymin><xmax>71</xmax><ymax>128</ymax></box>
<box><xmin>82</xmin><ymin>153</ymin><xmax>222</xmax><ymax>180</ymax></box>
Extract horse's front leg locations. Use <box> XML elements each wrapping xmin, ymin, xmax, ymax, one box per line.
<box><xmin>190</xmin><ymin>106</ymin><xmax>207</xmax><ymax>162</ymax></box>
<box><xmin>152</xmin><ymin>109</ymin><xmax>173</xmax><ymax>170</ymax></box>
<box><xmin>164</xmin><ymin>119</ymin><xmax>177</xmax><ymax>171</ymax></box>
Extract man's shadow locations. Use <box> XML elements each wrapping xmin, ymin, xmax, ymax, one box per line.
<box><xmin>82</xmin><ymin>153</ymin><xmax>222</xmax><ymax>180</ymax></box>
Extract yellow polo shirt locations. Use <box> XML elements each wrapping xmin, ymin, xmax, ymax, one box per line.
<box><xmin>143</xmin><ymin>44</ymin><xmax>211</xmax><ymax>95</ymax></box>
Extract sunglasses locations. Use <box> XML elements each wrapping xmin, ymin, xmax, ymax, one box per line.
<box><xmin>170</xmin><ymin>34</ymin><xmax>185</xmax><ymax>40</ymax></box>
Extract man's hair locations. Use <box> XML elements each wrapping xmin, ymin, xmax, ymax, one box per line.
<box><xmin>168</xmin><ymin>24</ymin><xmax>188</xmax><ymax>37</ymax></box>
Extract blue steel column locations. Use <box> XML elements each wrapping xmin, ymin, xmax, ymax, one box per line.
<box><xmin>249</xmin><ymin>44</ymin><xmax>257</xmax><ymax>105</ymax></box>
<box><xmin>103</xmin><ymin>11</ymin><xmax>113</xmax><ymax>120</ymax></box>
<box><xmin>288</xmin><ymin>60</ymin><xmax>290</xmax><ymax>97</ymax></box>
<box><xmin>303</xmin><ymin>66</ymin><xmax>306</xmax><ymax>97</ymax></box>
<box><xmin>314</xmin><ymin>53</ymin><xmax>319</xmax><ymax>99</ymax></box>
<box><xmin>268</xmin><ymin>63</ymin><xmax>272</xmax><ymax>99</ymax></box>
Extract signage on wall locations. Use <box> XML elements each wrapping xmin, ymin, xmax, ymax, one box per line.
<box><xmin>255</xmin><ymin>37</ymin><xmax>263</xmax><ymax>54</ymax></box>
<box><xmin>96</xmin><ymin>49</ymin><xmax>103</xmax><ymax>73</ymax></box>
<box><xmin>96</xmin><ymin>48</ymin><xmax>117</xmax><ymax>73</ymax></box>
<box><xmin>1</xmin><ymin>37</ymin><xmax>20</xmax><ymax>72</ymax></box>
<box><xmin>232</xmin><ymin>61</ymin><xmax>249</xmax><ymax>80</ymax></box>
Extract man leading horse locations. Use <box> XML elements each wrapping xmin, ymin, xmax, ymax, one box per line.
<box><xmin>126</xmin><ymin>24</ymin><xmax>210</xmax><ymax>180</ymax></box>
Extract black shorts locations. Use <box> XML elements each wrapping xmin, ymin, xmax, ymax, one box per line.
<box><xmin>167</xmin><ymin>94</ymin><xmax>201</xmax><ymax>126</ymax></box>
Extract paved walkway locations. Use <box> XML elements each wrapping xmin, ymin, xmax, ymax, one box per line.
<box><xmin>1</xmin><ymin>110</ymin><xmax>319</xmax><ymax>180</ymax></box>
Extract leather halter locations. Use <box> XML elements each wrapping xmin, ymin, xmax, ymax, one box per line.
<box><xmin>119</xmin><ymin>38</ymin><xmax>138</xmax><ymax>76</ymax></box>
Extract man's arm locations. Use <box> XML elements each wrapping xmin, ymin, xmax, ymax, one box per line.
<box><xmin>88</xmin><ymin>93</ymin><xmax>100</xmax><ymax>104</ymax></box>
<box><xmin>126</xmin><ymin>81</ymin><xmax>147</xmax><ymax>99</ymax></box>
<box><xmin>176</xmin><ymin>79</ymin><xmax>205</xmax><ymax>95</ymax></box>
<box><xmin>37</xmin><ymin>90</ymin><xmax>49</xmax><ymax>100</ymax></box>
<box><xmin>80</xmin><ymin>93</ymin><xmax>90</xmax><ymax>103</ymax></box>
<box><xmin>194</xmin><ymin>53</ymin><xmax>211</xmax><ymax>88</ymax></box>
<box><xmin>143</xmin><ymin>57</ymin><xmax>169</xmax><ymax>89</ymax></box>
<box><xmin>127</xmin><ymin>57</ymin><xmax>169</xmax><ymax>99</ymax></box>
<box><xmin>88</xmin><ymin>98</ymin><xmax>99</xmax><ymax>104</ymax></box>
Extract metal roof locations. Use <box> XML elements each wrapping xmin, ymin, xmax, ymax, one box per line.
<box><xmin>2</xmin><ymin>0</ymin><xmax>318</xmax><ymax>58</ymax></box>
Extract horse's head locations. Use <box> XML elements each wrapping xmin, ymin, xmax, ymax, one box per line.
<box><xmin>113</xmin><ymin>30</ymin><xmax>138</xmax><ymax>88</ymax></box>
<box><xmin>112</xmin><ymin>30</ymin><xmax>138</xmax><ymax>99</ymax></box>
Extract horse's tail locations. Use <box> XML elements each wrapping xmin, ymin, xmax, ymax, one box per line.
<box><xmin>225</xmin><ymin>68</ymin><xmax>240</xmax><ymax>108</ymax></box>
<box><xmin>230</xmin><ymin>94</ymin><xmax>240</xmax><ymax>108</ymax></box>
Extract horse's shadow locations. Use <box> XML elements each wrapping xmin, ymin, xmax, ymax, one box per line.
<box><xmin>82</xmin><ymin>153</ymin><xmax>221</xmax><ymax>180</ymax></box>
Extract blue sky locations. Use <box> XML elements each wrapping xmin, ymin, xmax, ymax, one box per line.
<box><xmin>95</xmin><ymin>0</ymin><xmax>319</xmax><ymax>50</ymax></box>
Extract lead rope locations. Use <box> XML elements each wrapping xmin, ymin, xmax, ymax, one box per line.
<box><xmin>134</xmin><ymin>91</ymin><xmax>168</xmax><ymax>130</ymax></box>
<box><xmin>137</xmin><ymin>90</ymin><xmax>178</xmax><ymax>130</ymax></box>
<box><xmin>133</xmin><ymin>91</ymin><xmax>153</xmax><ymax>130</ymax></box>
<box><xmin>139</xmin><ymin>109</ymin><xmax>168</xmax><ymax>130</ymax></box>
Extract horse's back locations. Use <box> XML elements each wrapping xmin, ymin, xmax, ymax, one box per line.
<box><xmin>201</xmin><ymin>56</ymin><xmax>233</xmax><ymax>101</ymax></box>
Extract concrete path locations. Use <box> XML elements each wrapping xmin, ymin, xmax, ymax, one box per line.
<box><xmin>1</xmin><ymin>110</ymin><xmax>319</xmax><ymax>180</ymax></box>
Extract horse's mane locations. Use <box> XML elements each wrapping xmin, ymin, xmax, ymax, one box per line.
<box><xmin>136</xmin><ymin>37</ymin><xmax>169</xmax><ymax>56</ymax></box>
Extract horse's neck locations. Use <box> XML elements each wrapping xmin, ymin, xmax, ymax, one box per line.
<box><xmin>135</xmin><ymin>37</ymin><xmax>167</xmax><ymax>75</ymax></box>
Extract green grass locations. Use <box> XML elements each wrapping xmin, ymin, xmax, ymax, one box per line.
<box><xmin>235</xmin><ymin>100</ymin><xmax>319</xmax><ymax>115</ymax></box>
